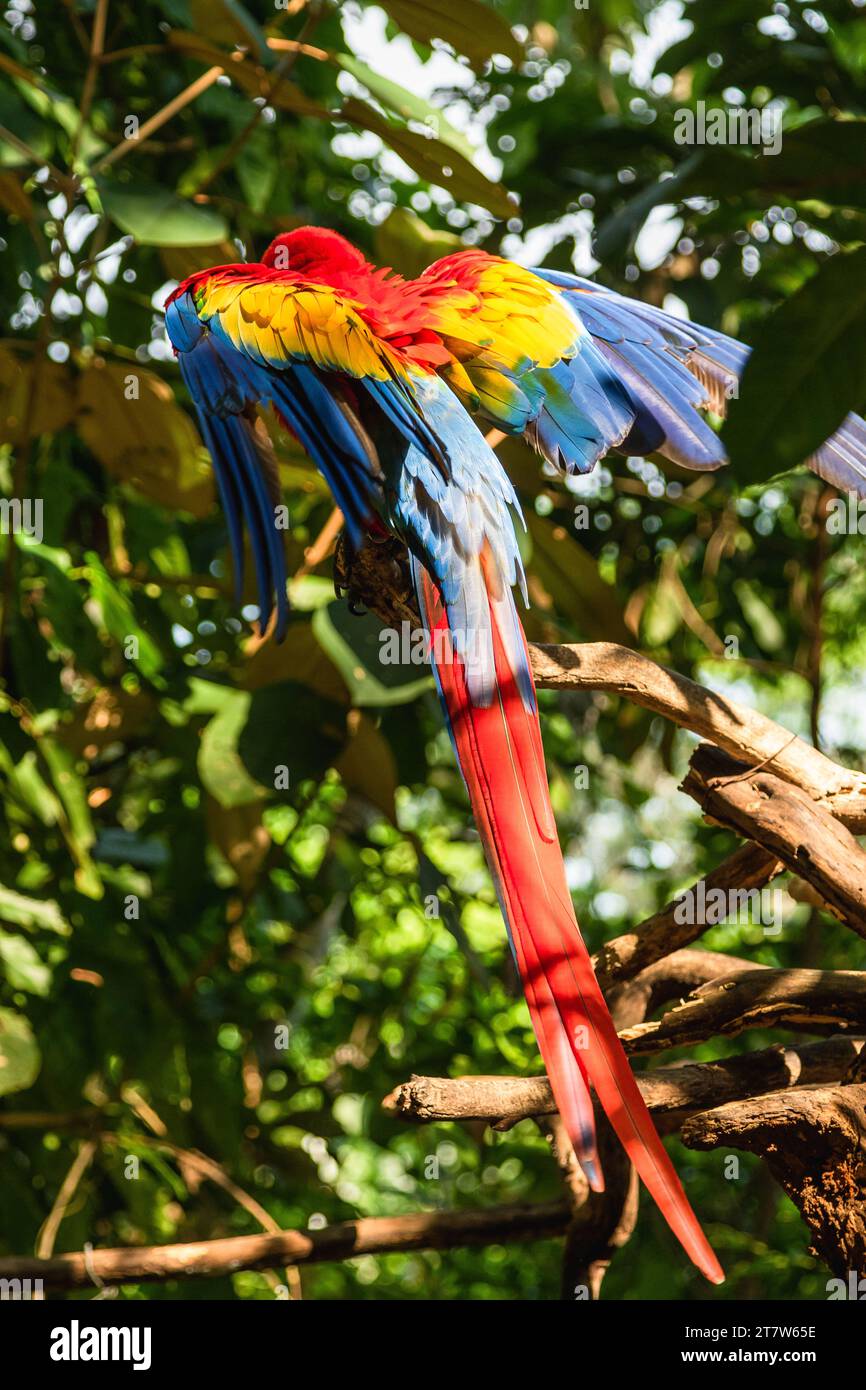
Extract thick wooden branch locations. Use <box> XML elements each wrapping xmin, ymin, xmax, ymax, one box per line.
<box><xmin>531</xmin><ymin>642</ymin><xmax>866</xmax><ymax>830</ymax></box>
<box><xmin>621</xmin><ymin>968</ymin><xmax>866</xmax><ymax>1055</ymax></box>
<box><xmin>0</xmin><ymin>1201</ymin><xmax>571</xmax><ymax>1290</ymax></box>
<box><xmin>683</xmin><ymin>745</ymin><xmax>866</xmax><ymax>936</ymax></box>
<box><xmin>593</xmin><ymin>843</ymin><xmax>782</xmax><ymax>991</ymax></box>
<box><xmin>385</xmin><ymin>1038</ymin><xmax>864</xmax><ymax>1135</ymax></box>
<box><xmin>682</xmin><ymin>1085</ymin><xmax>866</xmax><ymax>1277</ymax></box>
<box><xmin>333</xmin><ymin>538</ymin><xmax>866</xmax><ymax>829</ymax></box>
<box><xmin>608</xmin><ymin>948</ymin><xmax>757</xmax><ymax>1029</ymax></box>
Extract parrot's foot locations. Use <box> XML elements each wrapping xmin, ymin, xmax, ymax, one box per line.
<box><xmin>333</xmin><ymin>531</ymin><xmax>419</xmax><ymax>629</ymax></box>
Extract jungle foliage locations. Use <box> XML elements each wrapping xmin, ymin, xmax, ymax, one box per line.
<box><xmin>0</xmin><ymin>0</ymin><xmax>865</xmax><ymax>1300</ymax></box>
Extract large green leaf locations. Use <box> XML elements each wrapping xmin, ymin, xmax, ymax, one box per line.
<box><xmin>0</xmin><ymin>1008</ymin><xmax>40</xmax><ymax>1097</ymax></box>
<box><xmin>341</xmin><ymin>97</ymin><xmax>514</xmax><ymax>219</ymax></box>
<box><xmin>313</xmin><ymin>602</ymin><xmax>433</xmax><ymax>707</ymax></box>
<box><xmin>722</xmin><ymin>245</ymin><xmax>866</xmax><ymax>482</ymax></box>
<box><xmin>376</xmin><ymin>0</ymin><xmax>524</xmax><ymax>70</ymax></box>
<box><xmin>97</xmin><ymin>177</ymin><xmax>229</xmax><ymax>246</ymax></box>
<box><xmin>336</xmin><ymin>54</ymin><xmax>476</xmax><ymax>163</ymax></box>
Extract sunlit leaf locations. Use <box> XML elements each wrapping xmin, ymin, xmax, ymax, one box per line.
<box><xmin>336</xmin><ymin>54</ymin><xmax>476</xmax><ymax>163</ymax></box>
<box><xmin>198</xmin><ymin>688</ymin><xmax>267</xmax><ymax>809</ymax></box>
<box><xmin>0</xmin><ymin>931</ymin><xmax>51</xmax><ymax>995</ymax></box>
<box><xmin>97</xmin><ymin>176</ymin><xmax>229</xmax><ymax>247</ymax></box>
<box><xmin>341</xmin><ymin>97</ymin><xmax>514</xmax><ymax>219</ymax></box>
<box><xmin>376</xmin><ymin>0</ymin><xmax>524</xmax><ymax>70</ymax></box>
<box><xmin>0</xmin><ymin>1008</ymin><xmax>40</xmax><ymax>1097</ymax></box>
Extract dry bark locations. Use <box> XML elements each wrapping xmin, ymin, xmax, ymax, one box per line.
<box><xmin>683</xmin><ymin>1086</ymin><xmax>866</xmax><ymax>1278</ymax></box>
<box><xmin>621</xmin><ymin>967</ymin><xmax>866</xmax><ymax>1055</ymax></box>
<box><xmin>385</xmin><ymin>1038</ymin><xmax>864</xmax><ymax>1135</ymax></box>
<box><xmin>0</xmin><ymin>1201</ymin><xmax>571</xmax><ymax>1290</ymax></box>
<box><xmin>683</xmin><ymin>745</ymin><xmax>866</xmax><ymax>936</ymax></box>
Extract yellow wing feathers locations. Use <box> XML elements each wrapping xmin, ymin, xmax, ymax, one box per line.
<box><xmin>424</xmin><ymin>256</ymin><xmax>583</xmax><ymax>373</ymax></box>
<box><xmin>194</xmin><ymin>275</ymin><xmax>407</xmax><ymax>382</ymax></box>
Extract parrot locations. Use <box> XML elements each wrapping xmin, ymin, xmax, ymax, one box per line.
<box><xmin>164</xmin><ymin>225</ymin><xmax>866</xmax><ymax>1287</ymax></box>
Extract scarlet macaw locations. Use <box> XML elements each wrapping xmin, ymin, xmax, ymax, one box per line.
<box><xmin>165</xmin><ymin>227</ymin><xmax>866</xmax><ymax>1286</ymax></box>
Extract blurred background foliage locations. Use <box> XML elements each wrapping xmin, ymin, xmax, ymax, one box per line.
<box><xmin>0</xmin><ymin>0</ymin><xmax>865</xmax><ymax>1300</ymax></box>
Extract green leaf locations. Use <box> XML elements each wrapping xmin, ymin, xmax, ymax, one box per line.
<box><xmin>341</xmin><ymin>97</ymin><xmax>514</xmax><ymax>219</ymax></box>
<box><xmin>238</xmin><ymin>683</ymin><xmax>346</xmax><ymax>790</ymax></box>
<box><xmin>198</xmin><ymin>689</ymin><xmax>266</xmax><ymax>809</ymax></box>
<box><xmin>733</xmin><ymin>579</ymin><xmax>786</xmax><ymax>653</ymax></box>
<box><xmin>39</xmin><ymin>737</ymin><xmax>104</xmax><ymax>901</ymax></box>
<box><xmin>374</xmin><ymin>207</ymin><xmax>462</xmax><ymax>278</ymax></box>
<box><xmin>376</xmin><ymin>0</ymin><xmax>524</xmax><ymax>70</ymax></box>
<box><xmin>188</xmin><ymin>0</ymin><xmax>272</xmax><ymax>64</ymax></box>
<box><xmin>0</xmin><ymin>931</ymin><xmax>51</xmax><ymax>995</ymax></box>
<box><xmin>97</xmin><ymin>177</ymin><xmax>229</xmax><ymax>246</ymax></box>
<box><xmin>86</xmin><ymin>555</ymin><xmax>165</xmax><ymax>683</ymax></box>
<box><xmin>236</xmin><ymin>129</ymin><xmax>278</xmax><ymax>215</ymax></box>
<box><xmin>0</xmin><ymin>885</ymin><xmax>69</xmax><ymax>936</ymax></box>
<box><xmin>313</xmin><ymin>602</ymin><xmax>433</xmax><ymax>707</ymax></box>
<box><xmin>335</xmin><ymin>54</ymin><xmax>476</xmax><ymax>163</ymax></box>
<box><xmin>722</xmin><ymin>245</ymin><xmax>866</xmax><ymax>482</ymax></box>
<box><xmin>0</xmin><ymin>1007</ymin><xmax>40</xmax><ymax>1096</ymax></box>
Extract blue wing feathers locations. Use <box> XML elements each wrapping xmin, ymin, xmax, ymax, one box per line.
<box><xmin>533</xmin><ymin>267</ymin><xmax>866</xmax><ymax>492</ymax></box>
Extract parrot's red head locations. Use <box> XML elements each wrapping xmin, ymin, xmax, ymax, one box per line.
<box><xmin>261</xmin><ymin>226</ymin><xmax>369</xmax><ymax>278</ymax></box>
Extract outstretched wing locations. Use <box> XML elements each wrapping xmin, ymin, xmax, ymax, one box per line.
<box><xmin>534</xmin><ymin>269</ymin><xmax>866</xmax><ymax>492</ymax></box>
<box><xmin>419</xmin><ymin>251</ymin><xmax>866</xmax><ymax>492</ymax></box>
<box><xmin>418</xmin><ymin>251</ymin><xmax>636</xmax><ymax>474</ymax></box>
<box><xmin>165</xmin><ymin>266</ymin><xmax>450</xmax><ymax>638</ymax></box>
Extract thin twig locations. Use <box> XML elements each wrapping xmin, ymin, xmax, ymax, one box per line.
<box><xmin>74</xmin><ymin>0</ymin><xmax>109</xmax><ymax>160</ymax></box>
<box><xmin>91</xmin><ymin>66</ymin><xmax>227</xmax><ymax>174</ymax></box>
<box><xmin>35</xmin><ymin>1140</ymin><xmax>98</xmax><ymax>1261</ymax></box>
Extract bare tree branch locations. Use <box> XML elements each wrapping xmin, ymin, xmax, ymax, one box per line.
<box><xmin>682</xmin><ymin>1085</ymin><xmax>866</xmax><ymax>1277</ymax></box>
<box><xmin>385</xmin><ymin>1037</ymin><xmax>863</xmax><ymax>1134</ymax></box>
<box><xmin>593</xmin><ymin>843</ymin><xmax>782</xmax><ymax>991</ymax></box>
<box><xmin>682</xmin><ymin>745</ymin><xmax>866</xmax><ymax>936</ymax></box>
<box><xmin>0</xmin><ymin>1203</ymin><xmax>571</xmax><ymax>1290</ymax></box>
<box><xmin>622</xmin><ymin>968</ymin><xmax>866</xmax><ymax>1055</ymax></box>
<box><xmin>531</xmin><ymin>642</ymin><xmax>866</xmax><ymax>830</ymax></box>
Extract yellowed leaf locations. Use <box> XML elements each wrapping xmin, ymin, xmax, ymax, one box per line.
<box><xmin>0</xmin><ymin>348</ymin><xmax>77</xmax><ymax>445</ymax></box>
<box><xmin>77</xmin><ymin>359</ymin><xmax>214</xmax><ymax>516</ymax></box>
<box><xmin>334</xmin><ymin>711</ymin><xmax>397</xmax><ymax>820</ymax></box>
<box><xmin>159</xmin><ymin>240</ymin><xmax>239</xmax><ymax>283</ymax></box>
<box><xmin>243</xmin><ymin>621</ymin><xmax>350</xmax><ymax>704</ymax></box>
<box><xmin>205</xmin><ymin>794</ymin><xmax>271</xmax><ymax>896</ymax></box>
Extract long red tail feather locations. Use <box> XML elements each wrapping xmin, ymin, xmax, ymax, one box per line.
<box><xmin>416</xmin><ymin>564</ymin><xmax>724</xmax><ymax>1285</ymax></box>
